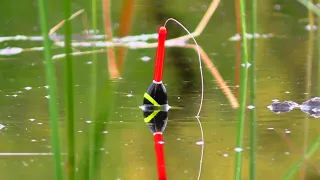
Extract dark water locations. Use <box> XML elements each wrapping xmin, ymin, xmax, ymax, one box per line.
<box><xmin>1</xmin><ymin>0</ymin><xmax>320</xmax><ymax>179</ymax></box>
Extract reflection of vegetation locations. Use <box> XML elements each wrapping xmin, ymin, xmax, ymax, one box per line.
<box><xmin>284</xmin><ymin>0</ymin><xmax>320</xmax><ymax>179</ymax></box>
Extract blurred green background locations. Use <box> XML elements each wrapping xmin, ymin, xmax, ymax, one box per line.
<box><xmin>1</xmin><ymin>0</ymin><xmax>320</xmax><ymax>179</ymax></box>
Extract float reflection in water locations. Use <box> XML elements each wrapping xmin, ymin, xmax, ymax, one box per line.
<box><xmin>267</xmin><ymin>97</ymin><xmax>320</xmax><ymax>118</ymax></box>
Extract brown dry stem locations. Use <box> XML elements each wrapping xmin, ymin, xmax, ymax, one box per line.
<box><xmin>102</xmin><ymin>0</ymin><xmax>119</xmax><ymax>78</ymax></box>
<box><xmin>48</xmin><ymin>9</ymin><xmax>85</xmax><ymax>36</ymax></box>
<box><xmin>184</xmin><ymin>44</ymin><xmax>239</xmax><ymax>109</ymax></box>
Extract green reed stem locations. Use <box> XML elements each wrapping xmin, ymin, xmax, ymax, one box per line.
<box><xmin>64</xmin><ymin>0</ymin><xmax>75</xmax><ymax>179</ymax></box>
<box><xmin>37</xmin><ymin>0</ymin><xmax>63</xmax><ymax>180</ymax></box>
<box><xmin>301</xmin><ymin>3</ymin><xmax>314</xmax><ymax>178</ymax></box>
<box><xmin>234</xmin><ymin>0</ymin><xmax>249</xmax><ymax>179</ymax></box>
<box><xmin>249</xmin><ymin>0</ymin><xmax>257</xmax><ymax>179</ymax></box>
<box><xmin>88</xmin><ymin>0</ymin><xmax>98</xmax><ymax>179</ymax></box>
<box><xmin>318</xmin><ymin>0</ymin><xmax>320</xmax><ymax>95</ymax></box>
<box><xmin>298</xmin><ymin>0</ymin><xmax>320</xmax><ymax>16</ymax></box>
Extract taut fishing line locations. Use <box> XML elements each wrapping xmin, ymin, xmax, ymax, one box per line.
<box><xmin>164</xmin><ymin>18</ymin><xmax>204</xmax><ymax>180</ymax></box>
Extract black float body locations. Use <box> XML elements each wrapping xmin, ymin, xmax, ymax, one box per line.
<box><xmin>143</xmin><ymin>82</ymin><xmax>168</xmax><ymax>133</ymax></box>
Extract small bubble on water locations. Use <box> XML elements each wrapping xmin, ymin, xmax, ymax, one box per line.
<box><xmin>247</xmin><ymin>105</ymin><xmax>255</xmax><ymax>109</ymax></box>
<box><xmin>31</xmin><ymin>139</ymin><xmax>36</xmax><ymax>142</ymax></box>
<box><xmin>87</xmin><ymin>61</ymin><xmax>92</xmax><ymax>64</ymax></box>
<box><xmin>127</xmin><ymin>93</ymin><xmax>133</xmax><ymax>97</ymax></box>
<box><xmin>234</xmin><ymin>147</ymin><xmax>243</xmax><ymax>152</ymax></box>
<box><xmin>158</xmin><ymin>141</ymin><xmax>164</xmax><ymax>144</ymax></box>
<box><xmin>13</xmin><ymin>94</ymin><xmax>18</xmax><ymax>97</ymax></box>
<box><xmin>241</xmin><ymin>62</ymin><xmax>251</xmax><ymax>68</ymax></box>
<box><xmin>86</xmin><ymin>120</ymin><xmax>92</xmax><ymax>124</ymax></box>
<box><xmin>285</xmin><ymin>129</ymin><xmax>291</xmax><ymax>134</ymax></box>
<box><xmin>306</xmin><ymin>24</ymin><xmax>317</xmax><ymax>31</ymax></box>
<box><xmin>29</xmin><ymin>118</ymin><xmax>35</xmax><ymax>121</ymax></box>
<box><xmin>223</xmin><ymin>153</ymin><xmax>229</xmax><ymax>157</ymax></box>
<box><xmin>22</xmin><ymin>161</ymin><xmax>29</xmax><ymax>167</ymax></box>
<box><xmin>285</xmin><ymin>91</ymin><xmax>290</xmax><ymax>94</ymax></box>
<box><xmin>196</xmin><ymin>140</ymin><xmax>204</xmax><ymax>146</ymax></box>
<box><xmin>140</xmin><ymin>56</ymin><xmax>151</xmax><ymax>62</ymax></box>
<box><xmin>267</xmin><ymin>127</ymin><xmax>274</xmax><ymax>130</ymax></box>
<box><xmin>284</xmin><ymin>152</ymin><xmax>290</xmax><ymax>155</ymax></box>
<box><xmin>274</xmin><ymin>4</ymin><xmax>281</xmax><ymax>10</ymax></box>
<box><xmin>0</xmin><ymin>124</ymin><xmax>5</xmax><ymax>130</ymax></box>
<box><xmin>37</xmin><ymin>123</ymin><xmax>42</xmax><ymax>125</ymax></box>
<box><xmin>103</xmin><ymin>131</ymin><xmax>108</xmax><ymax>134</ymax></box>
<box><xmin>45</xmin><ymin>95</ymin><xmax>50</xmax><ymax>99</ymax></box>
<box><xmin>24</xmin><ymin>86</ymin><xmax>32</xmax><ymax>90</ymax></box>
<box><xmin>44</xmin><ymin>85</ymin><xmax>49</xmax><ymax>89</ymax></box>
<box><xmin>176</xmin><ymin>138</ymin><xmax>181</xmax><ymax>141</ymax></box>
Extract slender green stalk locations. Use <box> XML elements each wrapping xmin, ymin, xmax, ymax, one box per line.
<box><xmin>234</xmin><ymin>0</ymin><xmax>249</xmax><ymax>179</ymax></box>
<box><xmin>249</xmin><ymin>0</ymin><xmax>257</xmax><ymax>179</ymax></box>
<box><xmin>297</xmin><ymin>0</ymin><xmax>320</xmax><ymax>16</ymax></box>
<box><xmin>88</xmin><ymin>0</ymin><xmax>98</xmax><ymax>179</ymax></box>
<box><xmin>283</xmin><ymin>137</ymin><xmax>320</xmax><ymax>179</ymax></box>
<box><xmin>64</xmin><ymin>0</ymin><xmax>75</xmax><ymax>179</ymax></box>
<box><xmin>318</xmin><ymin>0</ymin><xmax>320</xmax><ymax>96</ymax></box>
<box><xmin>301</xmin><ymin>3</ymin><xmax>314</xmax><ymax>178</ymax></box>
<box><xmin>37</xmin><ymin>0</ymin><xmax>63</xmax><ymax>180</ymax></box>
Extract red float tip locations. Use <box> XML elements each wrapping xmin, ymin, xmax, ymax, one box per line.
<box><xmin>153</xmin><ymin>26</ymin><xmax>167</xmax><ymax>83</ymax></box>
<box><xmin>158</xmin><ymin>26</ymin><xmax>167</xmax><ymax>35</ymax></box>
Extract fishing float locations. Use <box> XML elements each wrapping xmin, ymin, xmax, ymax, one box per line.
<box><xmin>142</xmin><ymin>26</ymin><xmax>168</xmax><ymax>180</ymax></box>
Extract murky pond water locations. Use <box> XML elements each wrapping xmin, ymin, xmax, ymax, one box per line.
<box><xmin>2</xmin><ymin>0</ymin><xmax>320</xmax><ymax>179</ymax></box>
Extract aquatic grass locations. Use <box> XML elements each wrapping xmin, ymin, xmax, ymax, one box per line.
<box><xmin>283</xmin><ymin>136</ymin><xmax>320</xmax><ymax>179</ymax></box>
<box><xmin>235</xmin><ymin>0</ymin><xmax>241</xmax><ymax>98</ymax></box>
<box><xmin>249</xmin><ymin>0</ymin><xmax>257</xmax><ymax>179</ymax></box>
<box><xmin>63</xmin><ymin>0</ymin><xmax>76</xmax><ymax>179</ymax></box>
<box><xmin>88</xmin><ymin>0</ymin><xmax>99</xmax><ymax>179</ymax></box>
<box><xmin>301</xmin><ymin>4</ymin><xmax>314</xmax><ymax>179</ymax></box>
<box><xmin>297</xmin><ymin>0</ymin><xmax>320</xmax><ymax>16</ymax></box>
<box><xmin>234</xmin><ymin>0</ymin><xmax>249</xmax><ymax>179</ymax></box>
<box><xmin>318</xmin><ymin>0</ymin><xmax>320</xmax><ymax>96</ymax></box>
<box><xmin>37</xmin><ymin>0</ymin><xmax>63</xmax><ymax>180</ymax></box>
<box><xmin>283</xmin><ymin>1</ymin><xmax>318</xmax><ymax>179</ymax></box>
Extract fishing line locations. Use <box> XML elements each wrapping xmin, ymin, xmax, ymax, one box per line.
<box><xmin>164</xmin><ymin>18</ymin><xmax>204</xmax><ymax>180</ymax></box>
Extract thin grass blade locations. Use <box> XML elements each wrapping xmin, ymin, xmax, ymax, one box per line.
<box><xmin>249</xmin><ymin>0</ymin><xmax>257</xmax><ymax>179</ymax></box>
<box><xmin>37</xmin><ymin>0</ymin><xmax>63</xmax><ymax>179</ymax></box>
<box><xmin>297</xmin><ymin>0</ymin><xmax>320</xmax><ymax>16</ymax></box>
<box><xmin>88</xmin><ymin>0</ymin><xmax>99</xmax><ymax>179</ymax></box>
<box><xmin>234</xmin><ymin>0</ymin><xmax>249</xmax><ymax>179</ymax></box>
<box><xmin>63</xmin><ymin>0</ymin><xmax>76</xmax><ymax>179</ymax></box>
<box><xmin>283</xmin><ymin>137</ymin><xmax>320</xmax><ymax>179</ymax></box>
<box><xmin>318</xmin><ymin>0</ymin><xmax>320</xmax><ymax>95</ymax></box>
